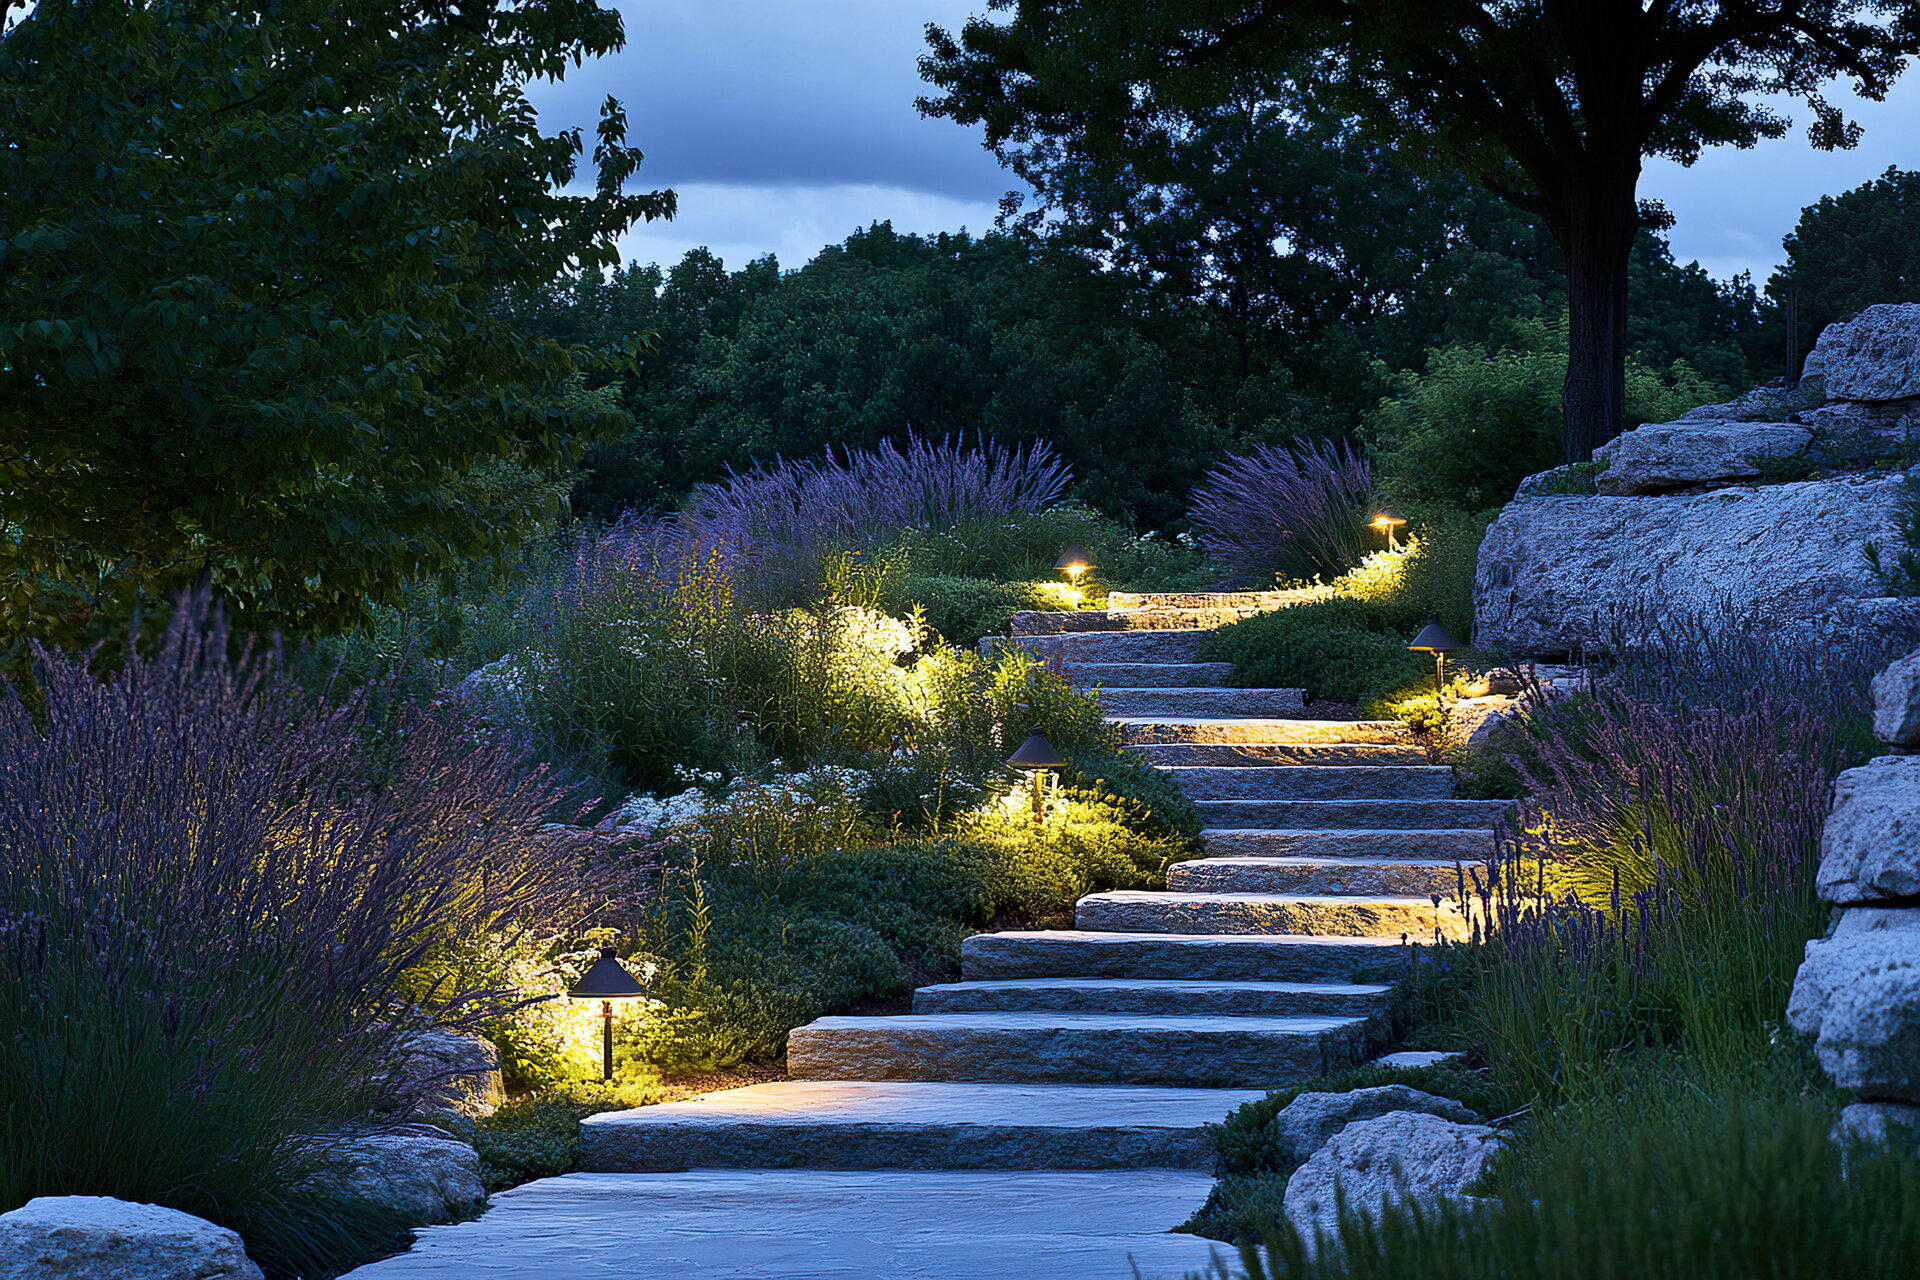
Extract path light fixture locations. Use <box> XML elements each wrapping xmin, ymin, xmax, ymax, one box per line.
<box><xmin>570</xmin><ymin>947</ymin><xmax>647</xmax><ymax>1082</ymax></box>
<box><xmin>1370</xmin><ymin>507</ymin><xmax>1407</xmax><ymax>551</ymax></box>
<box><xmin>1408</xmin><ymin>621</ymin><xmax>1466</xmax><ymax>697</ymax></box>
<box><xmin>1006</xmin><ymin>730</ymin><xmax>1067</xmax><ymax>824</ymax></box>
<box><xmin>1054</xmin><ymin>545</ymin><xmax>1094</xmax><ymax>585</ymax></box>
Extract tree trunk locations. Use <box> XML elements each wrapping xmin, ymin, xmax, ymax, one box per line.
<box><xmin>1558</xmin><ymin>183</ymin><xmax>1639</xmax><ymax>464</ymax></box>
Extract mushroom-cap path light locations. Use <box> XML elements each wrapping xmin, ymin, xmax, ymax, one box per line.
<box><xmin>1370</xmin><ymin>507</ymin><xmax>1407</xmax><ymax>551</ymax></box>
<box><xmin>571</xmin><ymin>947</ymin><xmax>647</xmax><ymax>1082</ymax></box>
<box><xmin>1006</xmin><ymin>730</ymin><xmax>1067</xmax><ymax>825</ymax></box>
<box><xmin>1407</xmin><ymin>620</ymin><xmax>1467</xmax><ymax>697</ymax></box>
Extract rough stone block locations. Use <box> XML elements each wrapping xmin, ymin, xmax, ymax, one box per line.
<box><xmin>1873</xmin><ymin>650</ymin><xmax>1920</xmax><ymax>747</ymax></box>
<box><xmin>1807</xmin><ymin>304</ymin><xmax>1920</xmax><ymax>401</ymax></box>
<box><xmin>395</xmin><ymin>1030</ymin><xmax>505</xmax><ymax>1120</ymax></box>
<box><xmin>0</xmin><ymin>1197</ymin><xmax>263</xmax><ymax>1280</ymax></box>
<box><xmin>1816</xmin><ymin>755</ymin><xmax>1920</xmax><ymax>903</ymax></box>
<box><xmin>1593</xmin><ymin>420</ymin><xmax>1810</xmax><ymax>495</ymax></box>
<box><xmin>1282</xmin><ymin>1111</ymin><xmax>1499</xmax><ymax>1254</ymax></box>
<box><xmin>1787</xmin><ymin>910</ymin><xmax>1920</xmax><ymax>1102</ymax></box>
<box><xmin>1834</xmin><ymin>1101</ymin><xmax>1920</xmax><ymax>1149</ymax></box>
<box><xmin>1268</xmin><ymin>1086</ymin><xmax>1481</xmax><ymax>1169</ymax></box>
<box><xmin>307</xmin><ymin>1131</ymin><xmax>486</xmax><ymax>1223</ymax></box>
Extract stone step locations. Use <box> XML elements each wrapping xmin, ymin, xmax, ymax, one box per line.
<box><xmin>1129</xmin><ymin>741</ymin><xmax>1430</xmax><ymax>767</ymax></box>
<box><xmin>1010</xmin><ymin>609</ymin><xmax>1243</xmax><ymax>636</ymax></box>
<box><xmin>963</xmin><ymin>930</ymin><xmax>1409</xmax><ymax>984</ymax></box>
<box><xmin>1106</xmin><ymin>589</ymin><xmax>1329</xmax><ymax>612</ymax></box>
<box><xmin>575</xmin><ymin>1081</ymin><xmax>1269</xmax><ymax>1172</ymax></box>
<box><xmin>1095</xmin><ymin>688</ymin><xmax>1305</xmax><ymax>717</ymax></box>
<box><xmin>785</xmin><ymin>1012</ymin><xmax>1374</xmax><ymax>1088</ymax></box>
<box><xmin>1200</xmin><ymin>827</ymin><xmax>1498</xmax><ymax>860</ymax></box>
<box><xmin>991</xmin><ymin>629</ymin><xmax>1211</xmax><ymax>663</ymax></box>
<box><xmin>1075</xmin><ymin>891</ymin><xmax>1467</xmax><ymax>940</ymax></box>
<box><xmin>913</xmin><ymin>977</ymin><xmax>1390</xmax><ymax>1019</ymax></box>
<box><xmin>1168</xmin><ymin>857</ymin><xmax>1463</xmax><ymax>898</ymax></box>
<box><xmin>1162</xmin><ymin>765</ymin><xmax>1454</xmax><ymax>802</ymax></box>
<box><xmin>1196</xmin><ymin>799</ymin><xmax>1511</xmax><ymax>829</ymax></box>
<box><xmin>1068</xmin><ymin>662</ymin><xmax>1236</xmax><ymax>688</ymax></box>
<box><xmin>1110</xmin><ymin>717</ymin><xmax>1411</xmax><ymax>745</ymax></box>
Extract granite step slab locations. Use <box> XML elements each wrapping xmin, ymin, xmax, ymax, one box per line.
<box><xmin>990</xmin><ymin>628</ymin><xmax>1211</xmax><ymax>663</ymax></box>
<box><xmin>1106</xmin><ymin>590</ymin><xmax>1329</xmax><ymax>611</ymax></box>
<box><xmin>336</xmin><ymin>1169</ymin><xmax>1228</xmax><ymax>1280</ymax></box>
<box><xmin>1196</xmin><ymin>799</ymin><xmax>1510</xmax><ymax>829</ymax></box>
<box><xmin>1199</xmin><ymin>828</ymin><xmax>1499</xmax><ymax>860</ymax></box>
<box><xmin>576</xmin><ymin>1081</ymin><xmax>1268</xmax><ymax>1172</ymax></box>
<box><xmin>1111</xmin><ymin>717</ymin><xmax>1411</xmax><ymax>745</ymax></box>
<box><xmin>1163</xmin><ymin>765</ymin><xmax>1454</xmax><ymax>802</ymax></box>
<box><xmin>1067</xmin><ymin>662</ymin><xmax>1236</xmax><ymax>688</ymax></box>
<box><xmin>913</xmin><ymin>976</ymin><xmax>1390</xmax><ymax>1018</ymax></box>
<box><xmin>1075</xmin><ymin>891</ymin><xmax>1467</xmax><ymax>940</ymax></box>
<box><xmin>1129</xmin><ymin>742</ymin><xmax>1429</xmax><ymax>767</ymax></box>
<box><xmin>962</xmin><ymin>930</ymin><xmax>1410</xmax><ymax>984</ymax></box>
<box><xmin>1168</xmin><ymin>856</ymin><xmax>1463</xmax><ymax>897</ymax></box>
<box><xmin>785</xmin><ymin>1011</ymin><xmax>1374</xmax><ymax>1088</ymax></box>
<box><xmin>1010</xmin><ymin>609</ymin><xmax>1244</xmax><ymax>635</ymax></box>
<box><xmin>1096</xmin><ymin>688</ymin><xmax>1305</xmax><ymax>717</ymax></box>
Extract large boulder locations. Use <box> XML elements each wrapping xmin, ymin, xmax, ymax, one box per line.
<box><xmin>1873</xmin><ymin>650</ymin><xmax>1920</xmax><ymax>747</ymax></box>
<box><xmin>1592</xmin><ymin>420</ymin><xmax>1810</xmax><ymax>496</ymax></box>
<box><xmin>1475</xmin><ymin>474</ymin><xmax>1902</xmax><ymax>658</ymax></box>
<box><xmin>307</xmin><ymin>1131</ymin><xmax>486</xmax><ymax>1223</ymax></box>
<box><xmin>395</xmin><ymin>1029</ymin><xmax>505</xmax><ymax>1120</ymax></box>
<box><xmin>1816</xmin><ymin>756</ymin><xmax>1920</xmax><ymax>904</ymax></box>
<box><xmin>1267</xmin><ymin>1086</ymin><xmax>1481</xmax><ymax>1168</ymax></box>
<box><xmin>0</xmin><ymin>1197</ymin><xmax>262</xmax><ymax>1280</ymax></box>
<box><xmin>1806</xmin><ymin>304</ymin><xmax>1920</xmax><ymax>402</ymax></box>
<box><xmin>1794</xmin><ymin>398</ymin><xmax>1920</xmax><ymax>449</ymax></box>
<box><xmin>1282</xmin><ymin>1111</ymin><xmax>1499</xmax><ymax>1253</ymax></box>
<box><xmin>1786</xmin><ymin>909</ymin><xmax>1920</xmax><ymax>1102</ymax></box>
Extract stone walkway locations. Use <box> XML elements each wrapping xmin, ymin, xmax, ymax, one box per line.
<box><xmin>346</xmin><ymin>595</ymin><xmax>1495</xmax><ymax>1279</ymax></box>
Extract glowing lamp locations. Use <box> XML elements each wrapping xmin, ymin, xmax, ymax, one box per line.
<box><xmin>1370</xmin><ymin>507</ymin><xmax>1407</xmax><ymax>550</ymax></box>
<box><xmin>570</xmin><ymin>947</ymin><xmax>647</xmax><ymax>1082</ymax></box>
<box><xmin>1054</xmin><ymin>545</ymin><xmax>1094</xmax><ymax>584</ymax></box>
<box><xmin>1407</xmin><ymin>621</ymin><xmax>1467</xmax><ymax>696</ymax></box>
<box><xmin>1005</xmin><ymin>730</ymin><xmax>1067</xmax><ymax>825</ymax></box>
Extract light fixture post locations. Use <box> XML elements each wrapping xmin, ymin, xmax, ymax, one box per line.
<box><xmin>1006</xmin><ymin>730</ymin><xmax>1067</xmax><ymax>825</ymax></box>
<box><xmin>1407</xmin><ymin>621</ymin><xmax>1467</xmax><ymax>700</ymax></box>
<box><xmin>570</xmin><ymin>946</ymin><xmax>646</xmax><ymax>1085</ymax></box>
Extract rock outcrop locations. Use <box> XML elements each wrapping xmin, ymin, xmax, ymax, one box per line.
<box><xmin>1266</xmin><ymin>1086</ymin><xmax>1481</xmax><ymax>1168</ymax></box>
<box><xmin>1788</xmin><ymin>650</ymin><xmax>1920</xmax><ymax>1141</ymax></box>
<box><xmin>0</xmin><ymin>1197</ymin><xmax>263</xmax><ymax>1280</ymax></box>
<box><xmin>394</xmin><ymin>1029</ymin><xmax>506</xmax><ymax>1121</ymax></box>
<box><xmin>1804</xmin><ymin>303</ymin><xmax>1920</xmax><ymax>403</ymax></box>
<box><xmin>1474</xmin><ymin>474</ymin><xmax>1901</xmax><ymax>656</ymax></box>
<box><xmin>1282</xmin><ymin>1111</ymin><xmax>1499</xmax><ymax>1252</ymax></box>
<box><xmin>1592</xmin><ymin>420</ymin><xmax>1810</xmax><ymax>496</ymax></box>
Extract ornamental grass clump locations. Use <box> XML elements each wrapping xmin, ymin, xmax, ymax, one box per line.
<box><xmin>1188</xmin><ymin>437</ymin><xmax>1375</xmax><ymax>585</ymax></box>
<box><xmin>0</xmin><ymin>596</ymin><xmax>645</xmax><ymax>1276</ymax></box>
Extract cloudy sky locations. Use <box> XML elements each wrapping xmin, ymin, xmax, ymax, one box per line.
<box><xmin>530</xmin><ymin>1</ymin><xmax>1920</xmax><ymax>285</ymax></box>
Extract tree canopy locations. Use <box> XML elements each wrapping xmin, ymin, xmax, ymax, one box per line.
<box><xmin>0</xmin><ymin>0</ymin><xmax>671</xmax><ymax>654</ymax></box>
<box><xmin>920</xmin><ymin>0</ymin><xmax>1919</xmax><ymax>461</ymax></box>
<box><xmin>1770</xmin><ymin>165</ymin><xmax>1920</xmax><ymax>362</ymax></box>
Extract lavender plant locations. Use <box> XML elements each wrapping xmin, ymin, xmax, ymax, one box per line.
<box><xmin>1188</xmin><ymin>438</ymin><xmax>1376</xmax><ymax>585</ymax></box>
<box><xmin>0</xmin><ymin>596</ymin><xmax>647</xmax><ymax>1274</ymax></box>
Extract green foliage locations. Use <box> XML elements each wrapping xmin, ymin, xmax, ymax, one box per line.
<box><xmin>953</xmin><ymin>795</ymin><xmax>1185</xmax><ymax>923</ymax></box>
<box><xmin>1229</xmin><ymin>1077</ymin><xmax>1916</xmax><ymax>1280</ymax></box>
<box><xmin>1864</xmin><ymin>471</ymin><xmax>1920</xmax><ymax>597</ymax></box>
<box><xmin>1367</xmin><ymin>319</ymin><xmax>1718</xmax><ymax>510</ymax></box>
<box><xmin>0</xmin><ymin>0</ymin><xmax>672</xmax><ymax>653</ymax></box>
<box><xmin>897</xmin><ymin>575</ymin><xmax>1056</xmax><ymax>647</ymax></box>
<box><xmin>460</xmin><ymin>1096</ymin><xmax>592</xmax><ymax>1194</ymax></box>
<box><xmin>1767</xmin><ymin>165</ymin><xmax>1920</xmax><ymax>369</ymax></box>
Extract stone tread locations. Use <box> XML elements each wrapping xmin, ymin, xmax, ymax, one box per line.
<box><xmin>1162</xmin><ymin>765</ymin><xmax>1454</xmax><ymax>801</ymax></box>
<box><xmin>1199</xmin><ymin>827</ymin><xmax>1499</xmax><ymax>859</ymax></box>
<box><xmin>575</xmin><ymin>1081</ymin><xmax>1267</xmax><ymax>1172</ymax></box>
<box><xmin>1095</xmin><ymin>688</ymin><xmax>1305</xmax><ymax>717</ymax></box>
<box><xmin>1110</xmin><ymin>717</ymin><xmax>1411</xmax><ymax>745</ymax></box>
<box><xmin>1074</xmin><ymin>891</ymin><xmax>1467</xmax><ymax>940</ymax></box>
<box><xmin>786</xmin><ymin>1011</ymin><xmax>1374</xmax><ymax>1088</ymax></box>
<box><xmin>963</xmin><ymin>929</ymin><xmax>1409</xmax><ymax>983</ymax></box>
<box><xmin>1066</xmin><ymin>662</ymin><xmax>1235</xmax><ymax>688</ymax></box>
<box><xmin>913</xmin><ymin>976</ymin><xmax>1390</xmax><ymax>1017</ymax></box>
<box><xmin>1195</xmin><ymin>799</ymin><xmax>1511</xmax><ymax>829</ymax></box>
<box><xmin>1130</xmin><ymin>741</ymin><xmax>1430</xmax><ymax>766</ymax></box>
<box><xmin>992</xmin><ymin>629</ymin><xmax>1211</xmax><ymax>663</ymax></box>
<box><xmin>1168</xmin><ymin>856</ymin><xmax>1464</xmax><ymax>897</ymax></box>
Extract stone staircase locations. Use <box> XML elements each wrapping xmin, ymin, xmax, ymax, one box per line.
<box><xmin>580</xmin><ymin>595</ymin><xmax>1503</xmax><ymax>1183</ymax></box>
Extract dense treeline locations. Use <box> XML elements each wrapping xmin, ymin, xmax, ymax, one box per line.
<box><xmin>536</xmin><ymin>216</ymin><xmax>1761</xmax><ymax>530</ymax></box>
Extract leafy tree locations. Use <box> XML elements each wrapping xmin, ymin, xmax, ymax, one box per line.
<box><xmin>0</xmin><ymin>0</ymin><xmax>672</xmax><ymax>652</ymax></box>
<box><xmin>920</xmin><ymin>0</ymin><xmax>1918</xmax><ymax>462</ymax></box>
<box><xmin>1768</xmin><ymin>165</ymin><xmax>1920</xmax><ymax>370</ymax></box>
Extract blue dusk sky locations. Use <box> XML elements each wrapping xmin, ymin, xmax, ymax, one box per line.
<box><xmin>529</xmin><ymin>1</ymin><xmax>1920</xmax><ymax>286</ymax></box>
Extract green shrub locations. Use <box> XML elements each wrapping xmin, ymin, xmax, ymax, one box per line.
<box><xmin>1200</xmin><ymin>598</ymin><xmax>1430</xmax><ymax>704</ymax></box>
<box><xmin>953</xmin><ymin>794</ymin><xmax>1182</xmax><ymax>923</ymax></box>
<box><xmin>459</xmin><ymin>1096</ymin><xmax>592</xmax><ymax>1193</ymax></box>
<box><xmin>899</xmin><ymin>574</ymin><xmax>1056</xmax><ymax>646</ymax></box>
<box><xmin>1228</xmin><ymin>1082</ymin><xmax>1914</xmax><ymax>1280</ymax></box>
<box><xmin>1367</xmin><ymin>317</ymin><xmax>1718</xmax><ymax>510</ymax></box>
